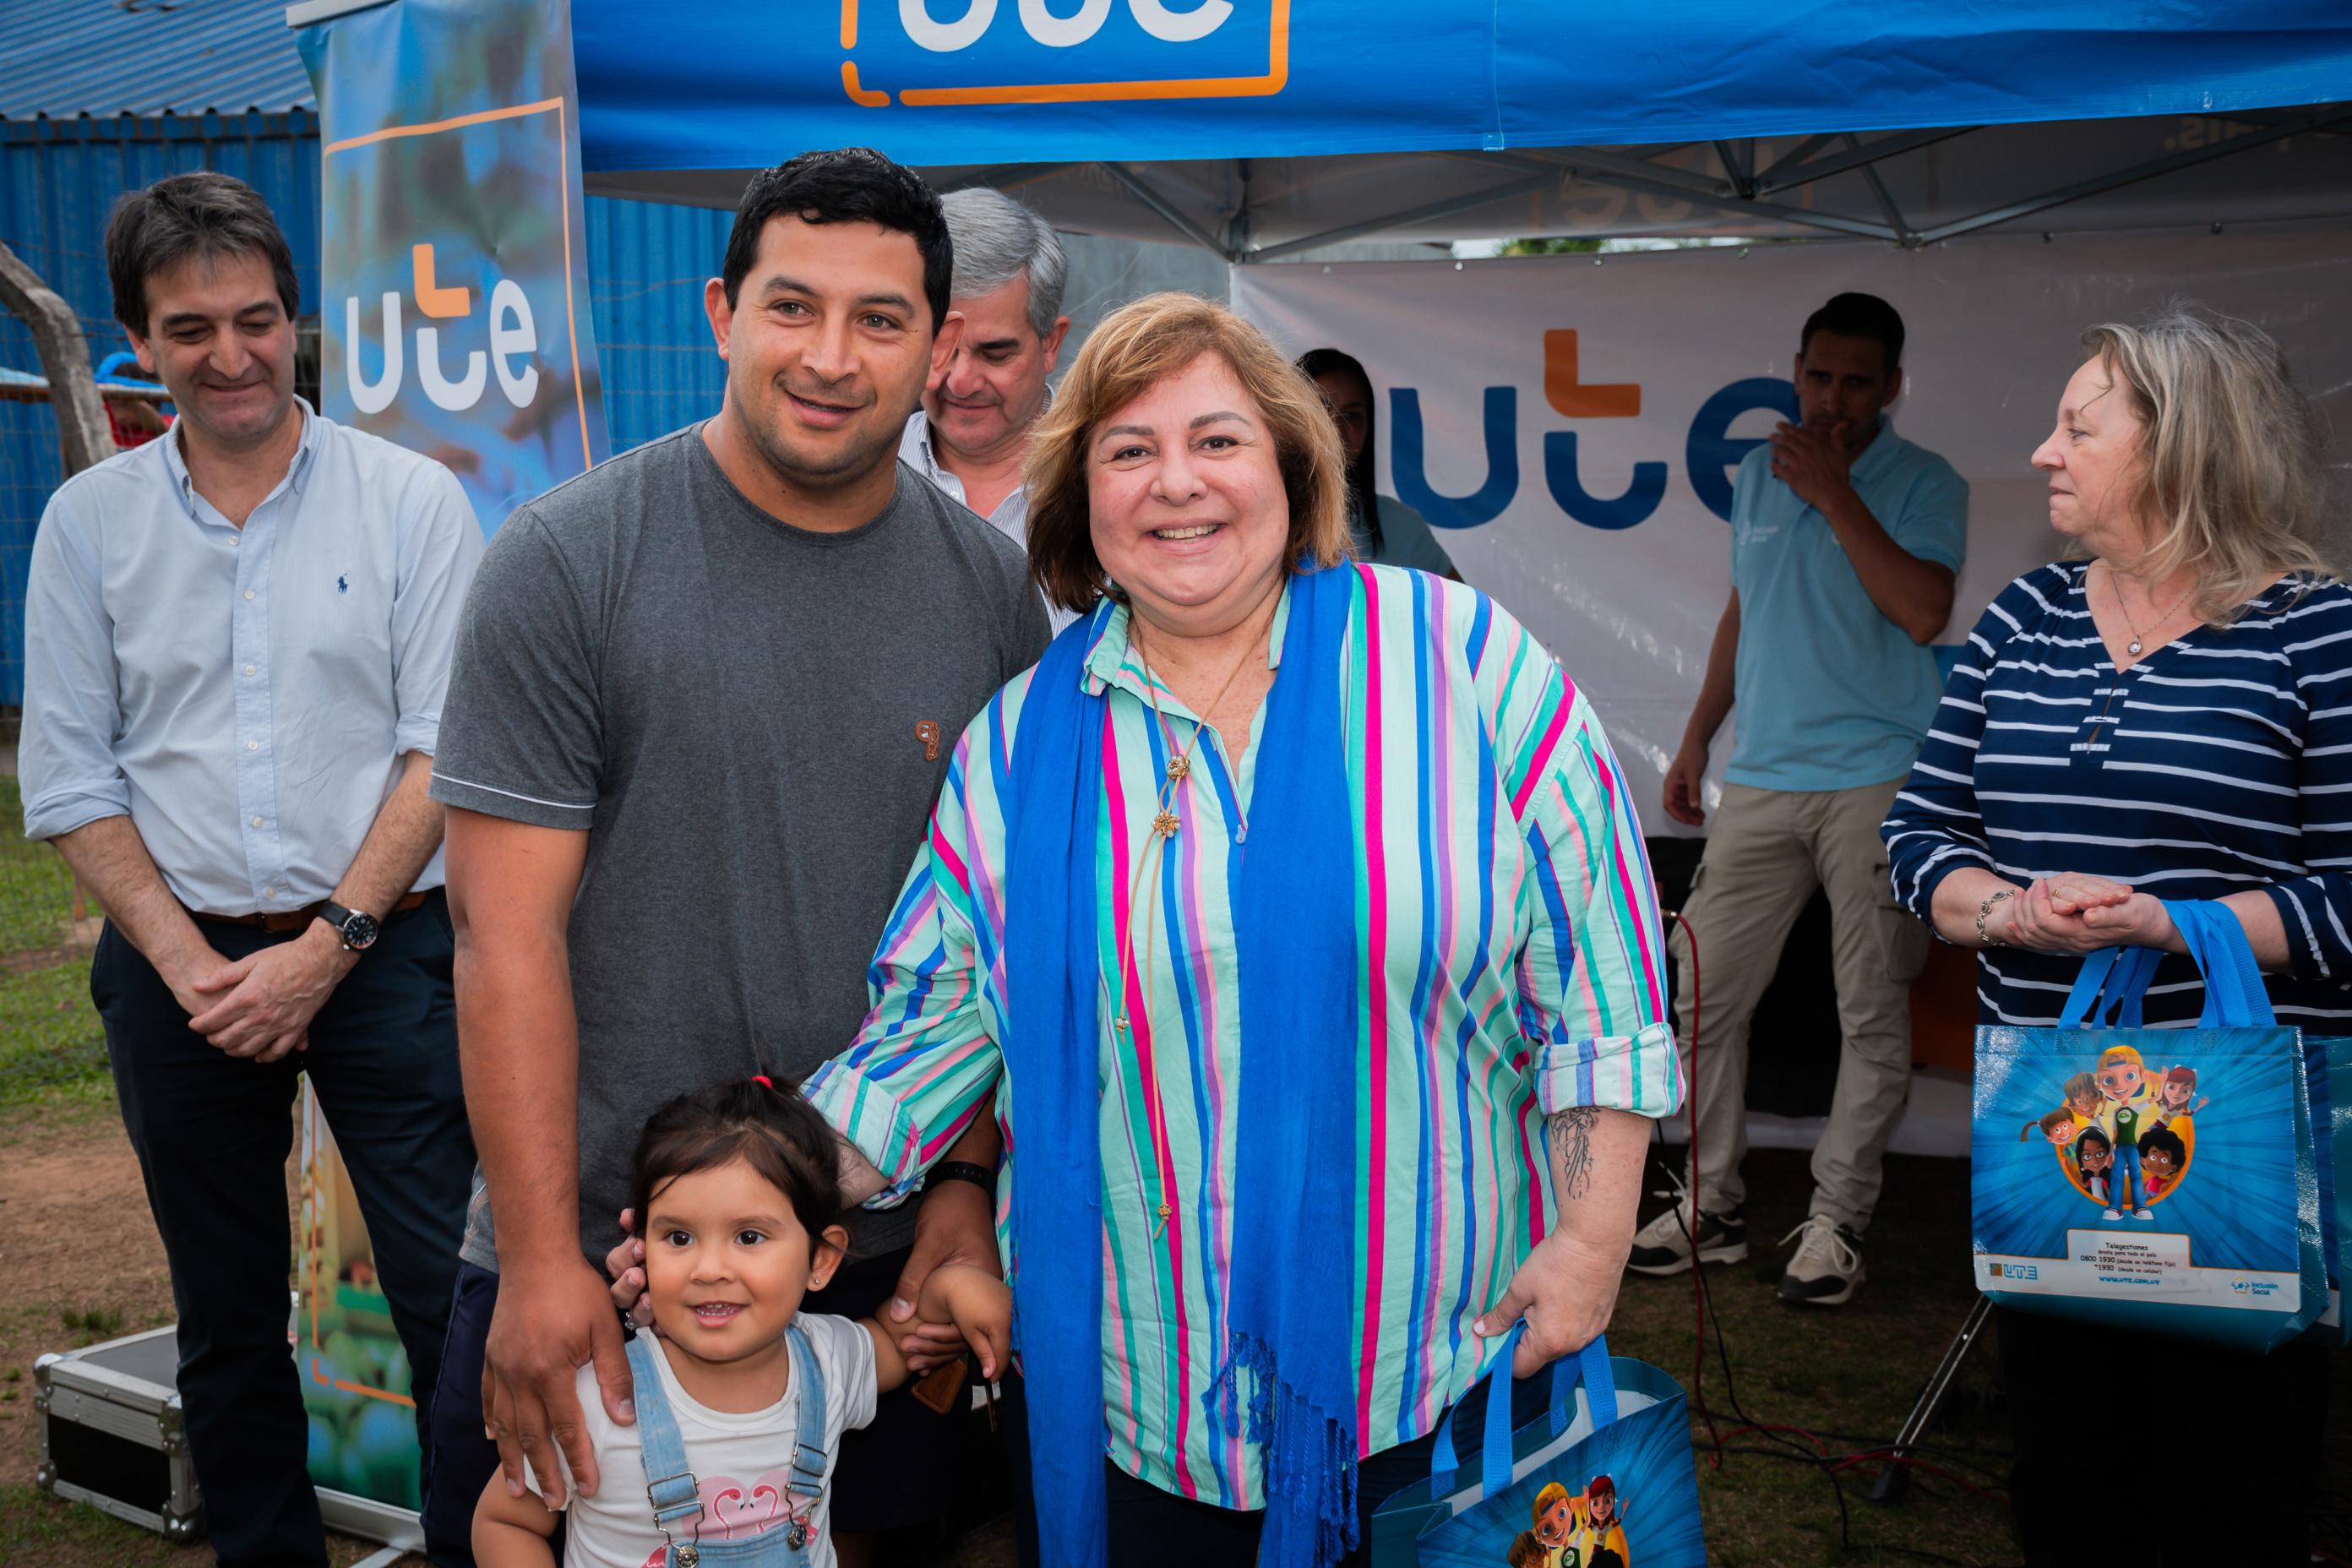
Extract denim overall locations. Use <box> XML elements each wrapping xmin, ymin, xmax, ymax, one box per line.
<box><xmin>628</xmin><ymin>1322</ymin><xmax>830</xmax><ymax>1567</ymax></box>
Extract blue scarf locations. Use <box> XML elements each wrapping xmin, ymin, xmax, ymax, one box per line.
<box><xmin>1002</xmin><ymin>564</ymin><xmax>1362</xmax><ymax>1567</ymax></box>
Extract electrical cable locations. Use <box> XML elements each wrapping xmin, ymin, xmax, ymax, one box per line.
<box><xmin>1661</xmin><ymin>905</ymin><xmax>2012</xmax><ymax>1568</ymax></box>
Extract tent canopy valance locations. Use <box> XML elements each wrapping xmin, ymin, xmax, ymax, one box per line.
<box><xmin>560</xmin><ymin>0</ymin><xmax>2352</xmax><ymax>253</ymax></box>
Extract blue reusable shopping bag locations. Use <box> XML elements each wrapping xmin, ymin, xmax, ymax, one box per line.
<box><xmin>2311</xmin><ymin>1039</ymin><xmax>2352</xmax><ymax>1342</ymax></box>
<box><xmin>1972</xmin><ymin>901</ymin><xmax>2325</xmax><ymax>1351</ymax></box>
<box><xmin>1368</xmin><ymin>1325</ymin><xmax>1704</xmax><ymax>1567</ymax></box>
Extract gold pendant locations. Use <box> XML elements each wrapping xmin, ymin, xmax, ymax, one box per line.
<box><xmin>1153</xmin><ymin>809</ymin><xmax>1181</xmax><ymax>838</ymax></box>
<box><xmin>1166</xmin><ymin>754</ymin><xmax>1190</xmax><ymax>781</ymax></box>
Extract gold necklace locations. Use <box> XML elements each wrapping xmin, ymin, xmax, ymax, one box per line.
<box><xmin>1112</xmin><ymin>606</ymin><xmax>1271</xmax><ymax>1036</ymax></box>
<box><xmin>1106</xmin><ymin>602</ymin><xmax>1276</xmax><ymax>1238</ymax></box>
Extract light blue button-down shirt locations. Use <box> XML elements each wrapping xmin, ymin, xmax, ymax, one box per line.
<box><xmin>19</xmin><ymin>400</ymin><xmax>484</xmax><ymax>916</ymax></box>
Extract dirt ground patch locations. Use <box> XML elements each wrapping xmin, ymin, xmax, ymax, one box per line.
<box><xmin>0</xmin><ymin>1103</ymin><xmax>177</xmax><ymax>1487</ymax></box>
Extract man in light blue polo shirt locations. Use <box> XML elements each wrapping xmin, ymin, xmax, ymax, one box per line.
<box><xmin>1629</xmin><ymin>293</ymin><xmax>1967</xmax><ymax>1308</ymax></box>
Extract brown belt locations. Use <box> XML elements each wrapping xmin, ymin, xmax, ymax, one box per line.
<box><xmin>194</xmin><ymin>890</ymin><xmax>429</xmax><ymax>934</ymax></box>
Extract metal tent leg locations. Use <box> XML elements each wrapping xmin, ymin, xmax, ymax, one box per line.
<box><xmin>1867</xmin><ymin>1294</ymin><xmax>1995</xmax><ymax>1506</ymax></box>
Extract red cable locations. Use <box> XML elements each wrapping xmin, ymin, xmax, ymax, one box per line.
<box><xmin>1666</xmin><ymin>904</ymin><xmax>1838</xmax><ymax>1468</ymax></box>
<box><xmin>1664</xmin><ymin>908</ymin><xmax>1727</xmax><ymax>1468</ymax></box>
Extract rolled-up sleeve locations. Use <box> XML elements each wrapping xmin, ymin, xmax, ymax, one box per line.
<box><xmin>805</xmin><ymin>714</ymin><xmax>1011</xmax><ymax>1206</ymax></box>
<box><xmin>19</xmin><ymin>487</ymin><xmax>128</xmax><ymax>841</ymax></box>
<box><xmin>389</xmin><ymin>461</ymin><xmax>485</xmax><ymax>758</ymax></box>
<box><xmin>1499</xmin><ymin>631</ymin><xmax>1682</xmax><ymax>1119</ymax></box>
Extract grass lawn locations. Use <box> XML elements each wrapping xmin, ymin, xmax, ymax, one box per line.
<box><xmin>0</xmin><ymin>956</ymin><xmax>105</xmax><ymax>1107</ymax></box>
<box><xmin>0</xmin><ymin>776</ymin><xmax>82</xmax><ymax>958</ymax></box>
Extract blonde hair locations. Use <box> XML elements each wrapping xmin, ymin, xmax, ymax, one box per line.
<box><xmin>1022</xmin><ymin>292</ymin><xmax>1351</xmax><ymax>614</ymax></box>
<box><xmin>2078</xmin><ymin>303</ymin><xmax>2334</xmax><ymax>623</ymax></box>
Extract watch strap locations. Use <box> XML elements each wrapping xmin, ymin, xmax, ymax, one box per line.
<box><xmin>923</xmin><ymin>1160</ymin><xmax>997</xmax><ymax>1198</ymax></box>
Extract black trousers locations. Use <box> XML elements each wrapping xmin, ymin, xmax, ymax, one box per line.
<box><xmin>95</xmin><ymin>896</ymin><xmax>473</xmax><ymax>1567</ymax></box>
<box><xmin>1099</xmin><ymin>1367</ymin><xmax>1555</xmax><ymax>1565</ymax></box>
<box><xmin>1997</xmin><ymin>1307</ymin><xmax>2328</xmax><ymax>1565</ymax></box>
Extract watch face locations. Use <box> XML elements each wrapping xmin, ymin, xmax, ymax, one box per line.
<box><xmin>342</xmin><ymin>912</ymin><xmax>381</xmax><ymax>950</ymax></box>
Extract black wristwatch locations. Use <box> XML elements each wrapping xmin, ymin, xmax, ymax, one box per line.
<box><xmin>923</xmin><ymin>1161</ymin><xmax>997</xmax><ymax>1200</ymax></box>
<box><xmin>316</xmin><ymin>901</ymin><xmax>381</xmax><ymax>952</ymax></box>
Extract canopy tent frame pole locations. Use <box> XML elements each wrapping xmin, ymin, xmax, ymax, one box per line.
<box><xmin>940</xmin><ymin>161</ymin><xmax>1082</xmax><ymax>194</ymax></box>
<box><xmin>1098</xmin><ymin>161</ymin><xmax>1237</xmax><ymax>259</ymax></box>
<box><xmin>1848</xmin><ymin>134</ymin><xmax>1919</xmax><ymax>244</ymax></box>
<box><xmin>1757</xmin><ymin>132</ymin><xmax>1838</xmax><ymax>182</ymax></box>
<box><xmin>1531</xmin><ymin>144</ymin><xmax>1737</xmax><ymax>197</ymax></box>
<box><xmin>1512</xmin><ymin>151</ymin><xmax>1903</xmax><ymax>242</ymax></box>
<box><xmin>1753</xmin><ymin>126</ymin><xmax>1979</xmax><ymax>196</ymax></box>
<box><xmin>1241</xmin><ymin>171</ymin><xmax>1561</xmax><ymax>262</ymax></box>
<box><xmin>1915</xmin><ymin>106</ymin><xmax>2351</xmax><ymax>243</ymax></box>
<box><xmin>1712</xmin><ymin>139</ymin><xmax>1755</xmax><ymax>199</ymax></box>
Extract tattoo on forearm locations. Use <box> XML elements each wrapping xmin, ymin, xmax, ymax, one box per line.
<box><xmin>1550</xmin><ymin>1107</ymin><xmax>1598</xmax><ymax>1201</ymax></box>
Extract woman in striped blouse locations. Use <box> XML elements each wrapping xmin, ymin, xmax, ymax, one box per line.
<box><xmin>1881</xmin><ymin>305</ymin><xmax>2338</xmax><ymax>1564</ymax></box>
<box><xmin>806</xmin><ymin>296</ymin><xmax>1682</xmax><ymax>1567</ymax></box>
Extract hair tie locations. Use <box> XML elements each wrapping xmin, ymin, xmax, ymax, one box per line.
<box><xmin>752</xmin><ymin>1074</ymin><xmax>774</xmax><ymax>1090</ymax></box>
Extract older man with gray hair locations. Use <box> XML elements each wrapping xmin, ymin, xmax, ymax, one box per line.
<box><xmin>901</xmin><ymin>188</ymin><xmax>1076</xmax><ymax>622</ymax></box>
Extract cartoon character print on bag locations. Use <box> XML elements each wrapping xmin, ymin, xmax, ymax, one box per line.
<box><xmin>2037</xmin><ymin>1050</ymin><xmax>2200</xmax><ymax>1209</ymax></box>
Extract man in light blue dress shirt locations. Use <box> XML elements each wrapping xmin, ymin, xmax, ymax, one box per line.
<box><xmin>1630</xmin><ymin>293</ymin><xmax>1968</xmax><ymax>1309</ymax></box>
<box><xmin>19</xmin><ymin>173</ymin><xmax>483</xmax><ymax>1565</ymax></box>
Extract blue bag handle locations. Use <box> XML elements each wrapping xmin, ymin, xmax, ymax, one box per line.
<box><xmin>2164</xmin><ymin>899</ymin><xmax>2274</xmax><ymax>1028</ymax></box>
<box><xmin>1427</xmin><ymin>1321</ymin><xmax>1619</xmax><ymax>1503</ymax></box>
<box><xmin>2059</xmin><ymin>945</ymin><xmax>2161</xmax><ymax>1030</ymax></box>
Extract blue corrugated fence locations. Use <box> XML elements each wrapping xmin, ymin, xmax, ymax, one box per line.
<box><xmin>0</xmin><ymin>114</ymin><xmax>732</xmax><ymax>705</ymax></box>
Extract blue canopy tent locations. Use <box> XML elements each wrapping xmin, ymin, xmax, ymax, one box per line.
<box><xmin>553</xmin><ymin>0</ymin><xmax>2352</xmax><ymax>253</ymax></box>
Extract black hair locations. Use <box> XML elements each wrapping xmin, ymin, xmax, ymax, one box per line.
<box><xmin>2138</xmin><ymin>1126</ymin><xmax>2188</xmax><ymax>1165</ymax></box>
<box><xmin>1799</xmin><ymin>291</ymin><xmax>1905</xmax><ymax>375</ymax></box>
<box><xmin>105</xmin><ymin>172</ymin><xmax>301</xmax><ymax>337</ymax></box>
<box><xmin>1297</xmin><ymin>346</ymin><xmax>1382</xmax><ymax>558</ymax></box>
<box><xmin>629</xmin><ymin>1080</ymin><xmax>844</xmax><ymax>1253</ymax></box>
<box><xmin>2075</xmin><ymin>1127</ymin><xmax>2113</xmax><ymax>1157</ymax></box>
<box><xmin>721</xmin><ymin>147</ymin><xmax>952</xmax><ymax>332</ymax></box>
<box><xmin>1591</xmin><ymin>1551</ymin><xmax>1625</xmax><ymax>1568</ymax></box>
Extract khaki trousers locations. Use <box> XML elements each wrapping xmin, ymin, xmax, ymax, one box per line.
<box><xmin>1666</xmin><ymin>777</ymin><xmax>1928</xmax><ymax>1233</ymax></box>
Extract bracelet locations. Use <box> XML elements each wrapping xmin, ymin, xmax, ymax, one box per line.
<box><xmin>1977</xmin><ymin>888</ymin><xmax>2016</xmax><ymax>948</ymax></box>
<box><xmin>923</xmin><ymin>1160</ymin><xmax>997</xmax><ymax>1200</ymax></box>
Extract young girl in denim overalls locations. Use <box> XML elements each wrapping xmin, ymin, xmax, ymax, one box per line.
<box><xmin>473</xmin><ymin>1080</ymin><xmax>1010</xmax><ymax>1568</ymax></box>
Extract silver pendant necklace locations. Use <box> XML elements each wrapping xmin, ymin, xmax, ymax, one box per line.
<box><xmin>2108</xmin><ymin>569</ymin><xmax>2188</xmax><ymax>660</ymax></box>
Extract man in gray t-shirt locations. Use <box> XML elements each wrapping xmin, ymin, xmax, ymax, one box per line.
<box><xmin>417</xmin><ymin>149</ymin><xmax>1049</xmax><ymax>1560</ymax></box>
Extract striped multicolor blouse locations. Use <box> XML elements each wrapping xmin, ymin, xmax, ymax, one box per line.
<box><xmin>806</xmin><ymin>564</ymin><xmax>1681</xmax><ymax>1510</ymax></box>
<box><xmin>1883</xmin><ymin>562</ymin><xmax>2352</xmax><ymax>1028</ymax></box>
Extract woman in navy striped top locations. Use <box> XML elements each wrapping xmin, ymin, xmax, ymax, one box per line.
<box><xmin>1880</xmin><ymin>306</ymin><xmax>2338</xmax><ymax>1565</ymax></box>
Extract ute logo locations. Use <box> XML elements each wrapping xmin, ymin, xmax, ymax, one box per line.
<box><xmin>840</xmin><ymin>0</ymin><xmax>1286</xmax><ymax>107</ymax></box>
<box><xmin>346</xmin><ymin>242</ymin><xmax>542</xmax><ymax>417</ymax></box>
<box><xmin>1391</xmin><ymin>329</ymin><xmax>1799</xmax><ymax>532</ymax></box>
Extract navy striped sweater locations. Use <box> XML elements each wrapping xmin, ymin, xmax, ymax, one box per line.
<box><xmin>1883</xmin><ymin>561</ymin><xmax>2352</xmax><ymax>1028</ymax></box>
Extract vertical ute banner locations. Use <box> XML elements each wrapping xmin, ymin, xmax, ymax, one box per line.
<box><xmin>300</xmin><ymin>0</ymin><xmax>609</xmax><ymax>533</ymax></box>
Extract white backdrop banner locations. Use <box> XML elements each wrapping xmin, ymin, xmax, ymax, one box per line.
<box><xmin>1233</xmin><ymin>229</ymin><xmax>2352</xmax><ymax>831</ymax></box>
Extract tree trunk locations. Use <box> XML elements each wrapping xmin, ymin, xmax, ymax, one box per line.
<box><xmin>0</xmin><ymin>240</ymin><xmax>115</xmax><ymax>476</ymax></box>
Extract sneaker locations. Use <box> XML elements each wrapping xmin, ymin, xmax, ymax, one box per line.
<box><xmin>1626</xmin><ymin>1199</ymin><xmax>1747</xmax><ymax>1276</ymax></box>
<box><xmin>1778</xmin><ymin>1215</ymin><xmax>1865</xmax><ymax>1307</ymax></box>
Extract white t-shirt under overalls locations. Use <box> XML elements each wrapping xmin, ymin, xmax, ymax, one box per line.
<box><xmin>528</xmin><ymin>1314</ymin><xmax>878</xmax><ymax>1568</ymax></box>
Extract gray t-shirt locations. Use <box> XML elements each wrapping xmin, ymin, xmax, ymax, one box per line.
<box><xmin>432</xmin><ymin>425</ymin><xmax>1049</xmax><ymax>1269</ymax></box>
<box><xmin>1349</xmin><ymin>493</ymin><xmax>1456</xmax><ymax>577</ymax></box>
